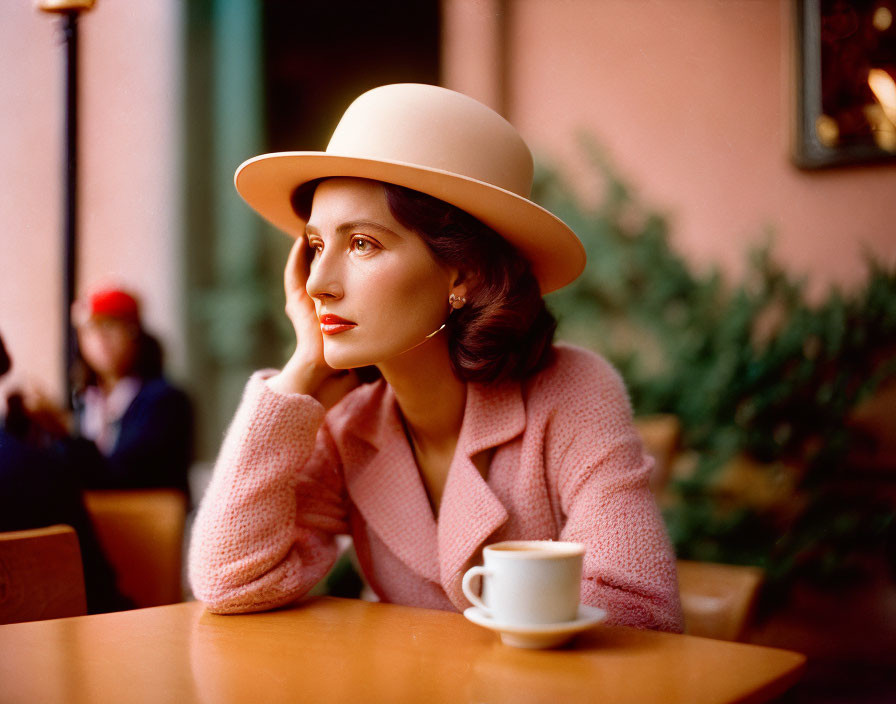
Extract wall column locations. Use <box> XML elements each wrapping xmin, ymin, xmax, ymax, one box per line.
<box><xmin>440</xmin><ymin>0</ymin><xmax>508</xmax><ymax>115</ymax></box>
<box><xmin>187</xmin><ymin>0</ymin><xmax>269</xmax><ymax>458</ymax></box>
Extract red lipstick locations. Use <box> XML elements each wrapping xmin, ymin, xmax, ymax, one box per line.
<box><xmin>319</xmin><ymin>314</ymin><xmax>356</xmax><ymax>336</ymax></box>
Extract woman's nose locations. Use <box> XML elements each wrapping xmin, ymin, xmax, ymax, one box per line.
<box><xmin>305</xmin><ymin>249</ymin><xmax>344</xmax><ymax>301</ymax></box>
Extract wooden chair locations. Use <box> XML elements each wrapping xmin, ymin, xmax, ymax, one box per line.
<box><xmin>677</xmin><ymin>559</ymin><xmax>765</xmax><ymax>641</ymax></box>
<box><xmin>634</xmin><ymin>414</ymin><xmax>681</xmax><ymax>493</ymax></box>
<box><xmin>634</xmin><ymin>416</ymin><xmax>765</xmax><ymax>640</ymax></box>
<box><xmin>0</xmin><ymin>524</ymin><xmax>87</xmax><ymax>624</ymax></box>
<box><xmin>83</xmin><ymin>489</ymin><xmax>187</xmax><ymax>608</ymax></box>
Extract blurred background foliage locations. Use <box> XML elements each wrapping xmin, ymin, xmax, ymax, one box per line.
<box><xmin>535</xmin><ymin>140</ymin><xmax>896</xmax><ymax>600</ymax></box>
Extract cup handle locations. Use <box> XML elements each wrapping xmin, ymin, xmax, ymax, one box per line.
<box><xmin>461</xmin><ymin>566</ymin><xmax>491</xmax><ymax>613</ymax></box>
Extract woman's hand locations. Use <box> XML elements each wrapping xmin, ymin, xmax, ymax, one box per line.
<box><xmin>16</xmin><ymin>382</ymin><xmax>72</xmax><ymax>437</ymax></box>
<box><xmin>267</xmin><ymin>237</ymin><xmax>360</xmax><ymax>408</ymax></box>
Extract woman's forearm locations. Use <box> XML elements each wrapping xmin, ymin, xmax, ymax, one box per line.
<box><xmin>188</xmin><ymin>372</ymin><xmax>344</xmax><ymax>612</ymax></box>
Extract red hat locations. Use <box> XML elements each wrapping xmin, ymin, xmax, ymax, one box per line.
<box><xmin>74</xmin><ymin>287</ymin><xmax>141</xmax><ymax>325</ymax></box>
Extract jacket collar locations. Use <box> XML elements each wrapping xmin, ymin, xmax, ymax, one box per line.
<box><xmin>340</xmin><ymin>383</ymin><xmax>440</xmax><ymax>582</ymax></box>
<box><xmin>341</xmin><ymin>378</ymin><xmax>526</xmax><ymax>601</ymax></box>
<box><xmin>437</xmin><ymin>379</ymin><xmax>527</xmax><ymax>607</ymax></box>
<box><xmin>458</xmin><ymin>379</ymin><xmax>528</xmax><ymax>457</ymax></box>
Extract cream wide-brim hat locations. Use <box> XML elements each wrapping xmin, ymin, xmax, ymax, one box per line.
<box><xmin>234</xmin><ymin>83</ymin><xmax>585</xmax><ymax>293</ymax></box>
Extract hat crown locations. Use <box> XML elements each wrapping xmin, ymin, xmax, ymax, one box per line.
<box><xmin>325</xmin><ymin>84</ymin><xmax>534</xmax><ymax>198</ymax></box>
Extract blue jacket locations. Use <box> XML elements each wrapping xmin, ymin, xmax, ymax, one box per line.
<box><xmin>64</xmin><ymin>376</ymin><xmax>194</xmax><ymax>500</ymax></box>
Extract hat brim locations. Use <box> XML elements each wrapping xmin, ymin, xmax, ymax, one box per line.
<box><xmin>234</xmin><ymin>152</ymin><xmax>585</xmax><ymax>294</ymax></box>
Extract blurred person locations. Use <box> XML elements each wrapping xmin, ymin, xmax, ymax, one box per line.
<box><xmin>26</xmin><ymin>286</ymin><xmax>195</xmax><ymax>500</ymax></box>
<box><xmin>189</xmin><ymin>84</ymin><xmax>683</xmax><ymax>632</ymax></box>
<box><xmin>0</xmin><ymin>331</ymin><xmax>130</xmax><ymax>613</ymax></box>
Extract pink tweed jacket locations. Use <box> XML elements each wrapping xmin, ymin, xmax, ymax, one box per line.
<box><xmin>189</xmin><ymin>344</ymin><xmax>684</xmax><ymax>632</ymax></box>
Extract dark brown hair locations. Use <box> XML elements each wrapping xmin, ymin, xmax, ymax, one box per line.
<box><xmin>72</xmin><ymin>329</ymin><xmax>164</xmax><ymax>394</ymax></box>
<box><xmin>291</xmin><ymin>179</ymin><xmax>556</xmax><ymax>383</ymax></box>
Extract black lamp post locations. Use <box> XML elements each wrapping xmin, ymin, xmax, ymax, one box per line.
<box><xmin>37</xmin><ymin>0</ymin><xmax>96</xmax><ymax>406</ymax></box>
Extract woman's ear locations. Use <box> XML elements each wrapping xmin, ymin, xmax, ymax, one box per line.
<box><xmin>450</xmin><ymin>269</ymin><xmax>479</xmax><ymax>297</ymax></box>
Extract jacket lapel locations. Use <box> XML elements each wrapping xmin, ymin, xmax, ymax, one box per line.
<box><xmin>438</xmin><ymin>380</ymin><xmax>527</xmax><ymax>607</ymax></box>
<box><xmin>339</xmin><ymin>378</ymin><xmax>528</xmax><ymax>604</ymax></box>
<box><xmin>341</xmin><ymin>383</ymin><xmax>440</xmax><ymax>583</ymax></box>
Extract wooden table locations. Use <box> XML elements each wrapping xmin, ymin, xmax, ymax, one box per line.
<box><xmin>0</xmin><ymin>597</ymin><xmax>804</xmax><ymax>704</ymax></box>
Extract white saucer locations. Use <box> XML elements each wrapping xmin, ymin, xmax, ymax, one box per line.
<box><xmin>463</xmin><ymin>605</ymin><xmax>607</xmax><ymax>649</ymax></box>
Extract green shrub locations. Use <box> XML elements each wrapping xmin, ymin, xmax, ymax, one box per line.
<box><xmin>535</xmin><ymin>143</ymin><xmax>896</xmax><ymax>594</ymax></box>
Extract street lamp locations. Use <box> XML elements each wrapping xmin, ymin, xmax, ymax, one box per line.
<box><xmin>36</xmin><ymin>0</ymin><xmax>96</xmax><ymax>406</ymax></box>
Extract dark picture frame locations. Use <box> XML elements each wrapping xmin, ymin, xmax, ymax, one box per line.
<box><xmin>793</xmin><ymin>0</ymin><xmax>896</xmax><ymax>168</ymax></box>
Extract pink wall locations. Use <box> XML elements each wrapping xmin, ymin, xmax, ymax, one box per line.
<box><xmin>0</xmin><ymin>4</ymin><xmax>62</xmax><ymax>396</ymax></box>
<box><xmin>442</xmin><ymin>0</ymin><xmax>505</xmax><ymax>112</ymax></box>
<box><xmin>444</xmin><ymin>0</ymin><xmax>896</xmax><ymax>298</ymax></box>
<box><xmin>0</xmin><ymin>1</ymin><xmax>182</xmax><ymax>400</ymax></box>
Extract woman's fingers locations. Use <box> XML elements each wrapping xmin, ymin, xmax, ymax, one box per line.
<box><xmin>284</xmin><ymin>237</ymin><xmax>317</xmax><ymax>324</ymax></box>
<box><xmin>281</xmin><ymin>236</ymin><xmax>323</xmax><ymax>362</ymax></box>
<box><xmin>284</xmin><ymin>236</ymin><xmax>310</xmax><ymax>296</ymax></box>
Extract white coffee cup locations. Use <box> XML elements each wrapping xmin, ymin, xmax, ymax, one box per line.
<box><xmin>461</xmin><ymin>540</ymin><xmax>585</xmax><ymax>626</ymax></box>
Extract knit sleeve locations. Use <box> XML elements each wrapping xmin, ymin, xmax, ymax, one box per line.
<box><xmin>543</xmin><ymin>348</ymin><xmax>684</xmax><ymax>632</ymax></box>
<box><xmin>188</xmin><ymin>371</ymin><xmax>348</xmax><ymax>614</ymax></box>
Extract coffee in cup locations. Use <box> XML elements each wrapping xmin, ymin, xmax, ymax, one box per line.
<box><xmin>461</xmin><ymin>540</ymin><xmax>585</xmax><ymax>626</ymax></box>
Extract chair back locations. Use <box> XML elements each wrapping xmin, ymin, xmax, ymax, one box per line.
<box><xmin>677</xmin><ymin>559</ymin><xmax>765</xmax><ymax>641</ymax></box>
<box><xmin>83</xmin><ymin>489</ymin><xmax>187</xmax><ymax>608</ymax></box>
<box><xmin>634</xmin><ymin>414</ymin><xmax>681</xmax><ymax>492</ymax></box>
<box><xmin>0</xmin><ymin>524</ymin><xmax>87</xmax><ymax>624</ymax></box>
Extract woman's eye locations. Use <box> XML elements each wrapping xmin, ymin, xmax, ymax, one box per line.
<box><xmin>351</xmin><ymin>236</ymin><xmax>377</xmax><ymax>253</ymax></box>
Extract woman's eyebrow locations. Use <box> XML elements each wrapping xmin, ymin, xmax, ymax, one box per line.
<box><xmin>305</xmin><ymin>220</ymin><xmax>398</xmax><ymax>238</ymax></box>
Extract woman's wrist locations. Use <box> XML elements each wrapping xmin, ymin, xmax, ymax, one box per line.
<box><xmin>265</xmin><ymin>354</ymin><xmax>331</xmax><ymax>397</ymax></box>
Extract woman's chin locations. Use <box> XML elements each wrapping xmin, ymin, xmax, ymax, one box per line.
<box><xmin>322</xmin><ymin>333</ymin><xmax>432</xmax><ymax>371</ymax></box>
<box><xmin>323</xmin><ymin>348</ymin><xmax>375</xmax><ymax>371</ymax></box>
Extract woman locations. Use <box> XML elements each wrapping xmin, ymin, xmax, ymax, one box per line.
<box><xmin>189</xmin><ymin>84</ymin><xmax>683</xmax><ymax>631</ymax></box>
<box><xmin>55</xmin><ymin>286</ymin><xmax>194</xmax><ymax>498</ymax></box>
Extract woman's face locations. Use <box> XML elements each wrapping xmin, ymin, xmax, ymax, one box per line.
<box><xmin>304</xmin><ymin>178</ymin><xmax>456</xmax><ymax>370</ymax></box>
<box><xmin>77</xmin><ymin>317</ymin><xmax>138</xmax><ymax>380</ymax></box>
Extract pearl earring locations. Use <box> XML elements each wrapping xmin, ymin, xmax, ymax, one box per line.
<box><xmin>448</xmin><ymin>293</ymin><xmax>467</xmax><ymax>309</ymax></box>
